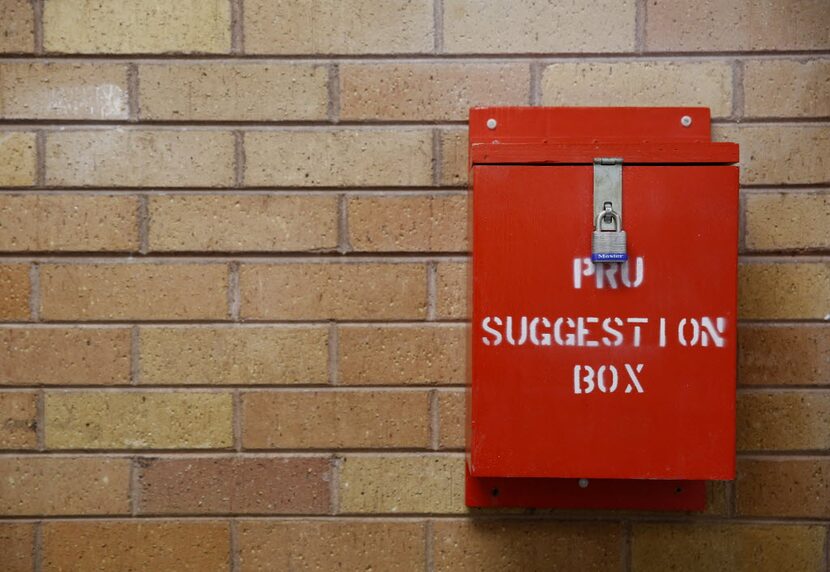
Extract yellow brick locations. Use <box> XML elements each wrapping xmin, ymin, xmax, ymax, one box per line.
<box><xmin>444</xmin><ymin>0</ymin><xmax>635</xmax><ymax>53</ymax></box>
<box><xmin>736</xmin><ymin>458</ymin><xmax>830</xmax><ymax>518</ymax></box>
<box><xmin>0</xmin><ymin>132</ymin><xmax>36</xmax><ymax>186</ymax></box>
<box><xmin>0</xmin><ymin>62</ymin><xmax>128</xmax><ymax>120</ymax></box>
<box><xmin>0</xmin><ymin>457</ymin><xmax>130</xmax><ymax>515</ymax></box>
<box><xmin>139</xmin><ymin>63</ymin><xmax>328</xmax><ymax>121</ymax></box>
<box><xmin>646</xmin><ymin>0</ymin><xmax>830</xmax><ymax>51</ymax></box>
<box><xmin>242</xmin><ymin>390</ymin><xmax>430</xmax><ymax>448</ymax></box>
<box><xmin>440</xmin><ymin>129</ymin><xmax>468</xmax><ymax>186</ymax></box>
<box><xmin>739</xmin><ymin>325</ymin><xmax>829</xmax><ymax>386</ymax></box>
<box><xmin>245</xmin><ymin>130</ymin><xmax>433</xmax><ymax>187</ymax></box>
<box><xmin>434</xmin><ymin>521</ymin><xmax>623</xmax><ymax>571</ymax></box>
<box><xmin>244</xmin><ymin>0</ymin><xmax>433</xmax><ymax>54</ymax></box>
<box><xmin>0</xmin><ymin>327</ymin><xmax>131</xmax><ymax>385</ymax></box>
<box><xmin>45</xmin><ymin>391</ymin><xmax>233</xmax><ymax>449</ymax></box>
<box><xmin>542</xmin><ymin>62</ymin><xmax>733</xmax><ymax>118</ymax></box>
<box><xmin>240</xmin><ymin>263</ymin><xmax>427</xmax><ymax>320</ymax></box>
<box><xmin>738</xmin><ymin>262</ymin><xmax>830</xmax><ymax>319</ymax></box>
<box><xmin>46</xmin><ymin>130</ymin><xmax>235</xmax><ymax>187</ymax></box>
<box><xmin>436</xmin><ymin>262</ymin><xmax>468</xmax><ymax>319</ymax></box>
<box><xmin>631</xmin><ymin>523</ymin><xmax>826</xmax><ymax>571</ymax></box>
<box><xmin>348</xmin><ymin>195</ymin><xmax>468</xmax><ymax>252</ymax></box>
<box><xmin>0</xmin><ymin>264</ymin><xmax>29</xmax><ymax>321</ymax></box>
<box><xmin>42</xmin><ymin>522</ymin><xmax>230</xmax><ymax>572</ymax></box>
<box><xmin>0</xmin><ymin>195</ymin><xmax>138</xmax><ymax>251</ymax></box>
<box><xmin>340</xmin><ymin>63</ymin><xmax>530</xmax><ymax>120</ymax></box>
<box><xmin>0</xmin><ymin>391</ymin><xmax>37</xmax><ymax>448</ymax></box>
<box><xmin>148</xmin><ymin>194</ymin><xmax>338</xmax><ymax>252</ymax></box>
<box><xmin>39</xmin><ymin>263</ymin><xmax>228</xmax><ymax>321</ymax></box>
<box><xmin>139</xmin><ymin>327</ymin><xmax>329</xmax><ymax>385</ymax></box>
<box><xmin>745</xmin><ymin>60</ymin><xmax>830</xmax><ymax>117</ymax></box>
<box><xmin>339</xmin><ymin>455</ymin><xmax>465</xmax><ymax>513</ymax></box>
<box><xmin>0</xmin><ymin>523</ymin><xmax>34</xmax><ymax>572</ymax></box>
<box><xmin>338</xmin><ymin>326</ymin><xmax>465</xmax><ymax>385</ymax></box>
<box><xmin>737</xmin><ymin>391</ymin><xmax>830</xmax><ymax>451</ymax></box>
<box><xmin>745</xmin><ymin>192</ymin><xmax>829</xmax><ymax>251</ymax></box>
<box><xmin>438</xmin><ymin>390</ymin><xmax>465</xmax><ymax>449</ymax></box>
<box><xmin>239</xmin><ymin>521</ymin><xmax>425</xmax><ymax>571</ymax></box>
<box><xmin>715</xmin><ymin>125</ymin><xmax>830</xmax><ymax>185</ymax></box>
<box><xmin>43</xmin><ymin>0</ymin><xmax>231</xmax><ymax>54</ymax></box>
<box><xmin>0</xmin><ymin>0</ymin><xmax>34</xmax><ymax>53</ymax></box>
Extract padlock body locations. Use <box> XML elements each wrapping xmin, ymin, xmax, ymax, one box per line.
<box><xmin>591</xmin><ymin>230</ymin><xmax>628</xmax><ymax>262</ymax></box>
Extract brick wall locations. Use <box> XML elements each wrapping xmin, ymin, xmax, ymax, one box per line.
<box><xmin>0</xmin><ymin>0</ymin><xmax>828</xmax><ymax>570</ymax></box>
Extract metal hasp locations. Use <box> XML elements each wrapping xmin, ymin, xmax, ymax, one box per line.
<box><xmin>466</xmin><ymin>107</ymin><xmax>741</xmax><ymax>512</ymax></box>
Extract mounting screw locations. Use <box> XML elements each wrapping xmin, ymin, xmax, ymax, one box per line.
<box><xmin>680</xmin><ymin>115</ymin><xmax>693</xmax><ymax>127</ymax></box>
<box><xmin>578</xmin><ymin>478</ymin><xmax>589</xmax><ymax>488</ymax></box>
<box><xmin>486</xmin><ymin>118</ymin><xmax>497</xmax><ymax>130</ymax></box>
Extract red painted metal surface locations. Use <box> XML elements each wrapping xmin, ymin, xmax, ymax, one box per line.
<box><xmin>467</xmin><ymin>108</ymin><xmax>738</xmax><ymax>510</ymax></box>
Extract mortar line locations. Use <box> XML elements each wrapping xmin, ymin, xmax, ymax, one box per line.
<box><xmin>230</xmin><ymin>519</ymin><xmax>241</xmax><ymax>572</ymax></box>
<box><xmin>129</xmin><ymin>457</ymin><xmax>139</xmax><ymax>516</ymax></box>
<box><xmin>433</xmin><ymin>0</ymin><xmax>444</xmax><ymax>54</ymax></box>
<box><xmin>328</xmin><ymin>322</ymin><xmax>339</xmax><ymax>386</ymax></box>
<box><xmin>33</xmin><ymin>520</ymin><xmax>43</xmax><ymax>572</ymax></box>
<box><xmin>732</xmin><ymin>59</ymin><xmax>745</xmax><ymax>120</ymax></box>
<box><xmin>431</xmin><ymin>129</ymin><xmax>442</xmax><ymax>187</ymax></box>
<box><xmin>34</xmin><ymin>130</ymin><xmax>46</xmax><ymax>187</ymax></box>
<box><xmin>327</xmin><ymin>64</ymin><xmax>340</xmax><ymax>124</ymax></box>
<box><xmin>635</xmin><ymin>0</ymin><xmax>647</xmax><ymax>54</ymax></box>
<box><xmin>130</xmin><ymin>325</ymin><xmax>140</xmax><ymax>385</ymax></box>
<box><xmin>425</xmin><ymin>520</ymin><xmax>435</xmax><ymax>572</ymax></box>
<box><xmin>233</xmin><ymin>390</ymin><xmax>243</xmax><ymax>452</ymax></box>
<box><xmin>28</xmin><ymin>263</ymin><xmax>40</xmax><ymax>321</ymax></box>
<box><xmin>228</xmin><ymin>261</ymin><xmax>241</xmax><ymax>321</ymax></box>
<box><xmin>127</xmin><ymin>63</ymin><xmax>140</xmax><ymax>121</ymax></box>
<box><xmin>231</xmin><ymin>0</ymin><xmax>244</xmax><ymax>54</ymax></box>
<box><xmin>622</xmin><ymin>521</ymin><xmax>633</xmax><ymax>571</ymax></box>
<box><xmin>329</xmin><ymin>455</ymin><xmax>341</xmax><ymax>515</ymax></box>
<box><xmin>35</xmin><ymin>389</ymin><xmax>45</xmax><ymax>451</ymax></box>
<box><xmin>529</xmin><ymin>61</ymin><xmax>542</xmax><ymax>105</ymax></box>
<box><xmin>426</xmin><ymin>261</ymin><xmax>437</xmax><ymax>321</ymax></box>
<box><xmin>32</xmin><ymin>0</ymin><xmax>44</xmax><ymax>54</ymax></box>
<box><xmin>233</xmin><ymin>131</ymin><xmax>246</xmax><ymax>187</ymax></box>
<box><xmin>337</xmin><ymin>194</ymin><xmax>352</xmax><ymax>254</ymax></box>
<box><xmin>727</xmin><ymin>480</ymin><xmax>737</xmax><ymax>518</ymax></box>
<box><xmin>429</xmin><ymin>389</ymin><xmax>439</xmax><ymax>450</ymax></box>
<box><xmin>138</xmin><ymin>194</ymin><xmax>149</xmax><ymax>254</ymax></box>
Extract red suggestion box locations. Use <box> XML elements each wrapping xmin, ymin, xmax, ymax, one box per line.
<box><xmin>466</xmin><ymin>107</ymin><xmax>739</xmax><ymax>510</ymax></box>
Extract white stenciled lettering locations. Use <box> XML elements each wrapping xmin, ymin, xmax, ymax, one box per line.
<box><xmin>481</xmin><ymin>316</ymin><xmax>503</xmax><ymax>346</ymax></box>
<box><xmin>529</xmin><ymin>317</ymin><xmax>552</xmax><ymax>346</ymax></box>
<box><xmin>574</xmin><ymin>363</ymin><xmax>644</xmax><ymax>395</ymax></box>
<box><xmin>505</xmin><ymin>316</ymin><xmax>528</xmax><ymax>346</ymax></box>
<box><xmin>573</xmin><ymin>257</ymin><xmax>644</xmax><ymax>289</ymax></box>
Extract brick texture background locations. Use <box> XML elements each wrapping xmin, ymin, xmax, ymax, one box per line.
<box><xmin>0</xmin><ymin>0</ymin><xmax>828</xmax><ymax>570</ymax></box>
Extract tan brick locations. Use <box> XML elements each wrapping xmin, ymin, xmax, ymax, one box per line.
<box><xmin>0</xmin><ymin>523</ymin><xmax>35</xmax><ymax>572</ymax></box>
<box><xmin>745</xmin><ymin>192</ymin><xmax>830</xmax><ymax>251</ymax></box>
<box><xmin>245</xmin><ymin>130</ymin><xmax>433</xmax><ymax>187</ymax></box>
<box><xmin>0</xmin><ymin>457</ymin><xmax>130</xmax><ymax>515</ymax></box>
<box><xmin>45</xmin><ymin>391</ymin><xmax>233</xmax><ymax>449</ymax></box>
<box><xmin>139</xmin><ymin>63</ymin><xmax>328</xmax><ymax>121</ymax></box>
<box><xmin>0</xmin><ymin>0</ymin><xmax>34</xmax><ymax>53</ymax></box>
<box><xmin>646</xmin><ymin>0</ymin><xmax>830</xmax><ymax>51</ymax></box>
<box><xmin>244</xmin><ymin>0</ymin><xmax>433</xmax><ymax>54</ymax></box>
<box><xmin>739</xmin><ymin>325</ymin><xmax>829</xmax><ymax>386</ymax></box>
<box><xmin>0</xmin><ymin>132</ymin><xmax>36</xmax><ymax>186</ymax></box>
<box><xmin>45</xmin><ymin>130</ymin><xmax>235</xmax><ymax>187</ymax></box>
<box><xmin>434</xmin><ymin>520</ymin><xmax>622</xmax><ymax>571</ymax></box>
<box><xmin>444</xmin><ymin>0</ymin><xmax>634</xmax><ymax>53</ymax></box>
<box><xmin>139</xmin><ymin>327</ymin><xmax>329</xmax><ymax>385</ymax></box>
<box><xmin>239</xmin><ymin>521</ymin><xmax>425</xmax><ymax>571</ymax></box>
<box><xmin>39</xmin><ymin>263</ymin><xmax>228</xmax><ymax>321</ymax></box>
<box><xmin>0</xmin><ymin>391</ymin><xmax>37</xmax><ymax>448</ymax></box>
<box><xmin>632</xmin><ymin>523</ymin><xmax>826</xmax><ymax>572</ymax></box>
<box><xmin>0</xmin><ymin>327</ymin><xmax>131</xmax><ymax>385</ymax></box>
<box><xmin>242</xmin><ymin>390</ymin><xmax>430</xmax><ymax>449</ymax></box>
<box><xmin>436</xmin><ymin>262</ymin><xmax>468</xmax><ymax>319</ymax></box>
<box><xmin>148</xmin><ymin>194</ymin><xmax>338</xmax><ymax>252</ymax></box>
<box><xmin>43</xmin><ymin>0</ymin><xmax>231</xmax><ymax>54</ymax></box>
<box><xmin>737</xmin><ymin>458</ymin><xmax>830</xmax><ymax>517</ymax></box>
<box><xmin>137</xmin><ymin>457</ymin><xmax>331</xmax><ymax>514</ymax></box>
<box><xmin>339</xmin><ymin>455</ymin><xmax>465</xmax><ymax>513</ymax></box>
<box><xmin>348</xmin><ymin>195</ymin><xmax>468</xmax><ymax>252</ymax></box>
<box><xmin>240</xmin><ymin>263</ymin><xmax>427</xmax><ymax>320</ymax></box>
<box><xmin>42</xmin><ymin>521</ymin><xmax>230</xmax><ymax>572</ymax></box>
<box><xmin>440</xmin><ymin>129</ymin><xmax>468</xmax><ymax>186</ymax></box>
<box><xmin>0</xmin><ymin>195</ymin><xmax>139</xmax><ymax>252</ymax></box>
<box><xmin>341</xmin><ymin>63</ymin><xmax>529</xmax><ymax>120</ymax></box>
<box><xmin>738</xmin><ymin>262</ymin><xmax>830</xmax><ymax>319</ymax></box>
<box><xmin>438</xmin><ymin>390</ymin><xmax>465</xmax><ymax>449</ymax></box>
<box><xmin>0</xmin><ymin>62</ymin><xmax>128</xmax><ymax>120</ymax></box>
<box><xmin>745</xmin><ymin>59</ymin><xmax>830</xmax><ymax>117</ymax></box>
<box><xmin>542</xmin><ymin>61</ymin><xmax>733</xmax><ymax>117</ymax></box>
<box><xmin>737</xmin><ymin>391</ymin><xmax>830</xmax><ymax>451</ymax></box>
<box><xmin>338</xmin><ymin>326</ymin><xmax>465</xmax><ymax>385</ymax></box>
<box><xmin>714</xmin><ymin>125</ymin><xmax>830</xmax><ymax>185</ymax></box>
<box><xmin>0</xmin><ymin>264</ymin><xmax>29</xmax><ymax>320</ymax></box>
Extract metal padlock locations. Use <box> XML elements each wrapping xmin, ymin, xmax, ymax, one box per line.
<box><xmin>591</xmin><ymin>208</ymin><xmax>627</xmax><ymax>262</ymax></box>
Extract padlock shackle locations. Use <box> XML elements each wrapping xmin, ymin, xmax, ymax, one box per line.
<box><xmin>595</xmin><ymin>208</ymin><xmax>622</xmax><ymax>231</ymax></box>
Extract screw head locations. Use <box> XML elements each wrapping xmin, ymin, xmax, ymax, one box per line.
<box><xmin>578</xmin><ymin>478</ymin><xmax>590</xmax><ymax>489</ymax></box>
<box><xmin>680</xmin><ymin>115</ymin><xmax>693</xmax><ymax>127</ymax></box>
<box><xmin>486</xmin><ymin>118</ymin><xmax>497</xmax><ymax>130</ymax></box>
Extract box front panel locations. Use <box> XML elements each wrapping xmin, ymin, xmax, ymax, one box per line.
<box><xmin>470</xmin><ymin>165</ymin><xmax>738</xmax><ymax>479</ymax></box>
